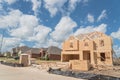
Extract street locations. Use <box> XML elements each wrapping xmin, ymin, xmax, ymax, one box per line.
<box><xmin>0</xmin><ymin>64</ymin><xmax>81</xmax><ymax>80</ymax></box>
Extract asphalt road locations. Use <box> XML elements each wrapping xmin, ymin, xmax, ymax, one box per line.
<box><xmin>0</xmin><ymin>64</ymin><xmax>82</xmax><ymax>80</ymax></box>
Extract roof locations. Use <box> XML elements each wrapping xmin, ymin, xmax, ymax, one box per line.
<box><xmin>12</xmin><ymin>46</ymin><xmax>30</xmax><ymax>53</ymax></box>
<box><xmin>31</xmin><ymin>48</ymin><xmax>40</xmax><ymax>54</ymax></box>
<box><xmin>75</xmin><ymin>31</ymin><xmax>106</xmax><ymax>41</ymax></box>
<box><xmin>19</xmin><ymin>46</ymin><xmax>30</xmax><ymax>53</ymax></box>
<box><xmin>40</xmin><ymin>48</ymin><xmax>48</xmax><ymax>51</ymax></box>
<box><xmin>47</xmin><ymin>46</ymin><xmax>61</xmax><ymax>55</ymax></box>
<box><xmin>28</xmin><ymin>48</ymin><xmax>40</xmax><ymax>54</ymax></box>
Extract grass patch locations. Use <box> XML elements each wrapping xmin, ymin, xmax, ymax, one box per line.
<box><xmin>35</xmin><ymin>59</ymin><xmax>60</xmax><ymax>64</ymax></box>
<box><xmin>0</xmin><ymin>57</ymin><xmax>19</xmax><ymax>63</ymax></box>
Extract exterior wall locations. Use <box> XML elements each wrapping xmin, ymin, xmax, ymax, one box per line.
<box><xmin>61</xmin><ymin>32</ymin><xmax>113</xmax><ymax>70</ymax></box>
<box><xmin>63</xmin><ymin>39</ymin><xmax>79</xmax><ymax>51</ymax></box>
<box><xmin>31</xmin><ymin>54</ymin><xmax>41</xmax><ymax>58</ymax></box>
<box><xmin>79</xmin><ymin>40</ymin><xmax>94</xmax><ymax>51</ymax></box>
<box><xmin>48</xmin><ymin>54</ymin><xmax>61</xmax><ymax>60</ymax></box>
<box><xmin>70</xmin><ymin>60</ymin><xmax>90</xmax><ymax>71</ymax></box>
<box><xmin>96</xmin><ymin>51</ymin><xmax>113</xmax><ymax>65</ymax></box>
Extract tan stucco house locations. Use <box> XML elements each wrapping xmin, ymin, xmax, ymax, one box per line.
<box><xmin>61</xmin><ymin>31</ymin><xmax>113</xmax><ymax>70</ymax></box>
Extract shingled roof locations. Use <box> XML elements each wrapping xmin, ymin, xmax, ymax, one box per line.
<box><xmin>19</xmin><ymin>46</ymin><xmax>30</xmax><ymax>53</ymax></box>
<box><xmin>12</xmin><ymin>46</ymin><xmax>30</xmax><ymax>53</ymax></box>
<box><xmin>47</xmin><ymin>46</ymin><xmax>61</xmax><ymax>55</ymax></box>
<box><xmin>29</xmin><ymin>48</ymin><xmax>40</xmax><ymax>54</ymax></box>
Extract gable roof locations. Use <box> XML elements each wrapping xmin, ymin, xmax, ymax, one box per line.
<box><xmin>47</xmin><ymin>46</ymin><xmax>61</xmax><ymax>55</ymax></box>
<box><xmin>12</xmin><ymin>46</ymin><xmax>30</xmax><ymax>53</ymax></box>
<box><xmin>31</xmin><ymin>48</ymin><xmax>40</xmax><ymax>54</ymax></box>
<box><xmin>27</xmin><ymin>48</ymin><xmax>40</xmax><ymax>54</ymax></box>
<box><xmin>75</xmin><ymin>31</ymin><xmax>107</xmax><ymax>41</ymax></box>
<box><xmin>19</xmin><ymin>46</ymin><xmax>30</xmax><ymax>53</ymax></box>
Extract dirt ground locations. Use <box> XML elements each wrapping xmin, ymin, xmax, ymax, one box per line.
<box><xmin>32</xmin><ymin>61</ymin><xmax>120</xmax><ymax>78</ymax></box>
<box><xmin>0</xmin><ymin>62</ymin><xmax>120</xmax><ymax>80</ymax></box>
<box><xmin>0</xmin><ymin>63</ymin><xmax>82</xmax><ymax>80</ymax></box>
<box><xmin>87</xmin><ymin>65</ymin><xmax>120</xmax><ymax>78</ymax></box>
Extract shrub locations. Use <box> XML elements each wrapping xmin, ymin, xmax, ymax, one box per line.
<box><xmin>14</xmin><ymin>56</ymin><xmax>19</xmax><ymax>60</ymax></box>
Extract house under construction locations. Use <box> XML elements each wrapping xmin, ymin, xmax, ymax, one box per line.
<box><xmin>61</xmin><ymin>31</ymin><xmax>113</xmax><ymax>71</ymax></box>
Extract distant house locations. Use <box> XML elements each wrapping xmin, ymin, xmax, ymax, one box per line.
<box><xmin>4</xmin><ymin>51</ymin><xmax>11</xmax><ymax>57</ymax></box>
<box><xmin>0</xmin><ymin>53</ymin><xmax>4</xmax><ymax>57</ymax></box>
<box><xmin>39</xmin><ymin>48</ymin><xmax>48</xmax><ymax>58</ymax></box>
<box><xmin>12</xmin><ymin>46</ymin><xmax>61</xmax><ymax>60</ymax></box>
<box><xmin>46</xmin><ymin>46</ymin><xmax>61</xmax><ymax>60</ymax></box>
<box><xmin>26</xmin><ymin>48</ymin><xmax>41</xmax><ymax>58</ymax></box>
<box><xmin>12</xmin><ymin>46</ymin><xmax>30</xmax><ymax>57</ymax></box>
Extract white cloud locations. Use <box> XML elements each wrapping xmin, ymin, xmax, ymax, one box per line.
<box><xmin>28</xmin><ymin>25</ymin><xmax>51</xmax><ymax>43</ymax></box>
<box><xmin>74</xmin><ymin>23</ymin><xmax>107</xmax><ymax>35</ymax></box>
<box><xmin>0</xmin><ymin>9</ymin><xmax>52</xmax><ymax>51</ymax></box>
<box><xmin>44</xmin><ymin>0</ymin><xmax>67</xmax><ymax>17</ymax></box>
<box><xmin>19</xmin><ymin>43</ymin><xmax>26</xmax><ymax>47</ymax></box>
<box><xmin>87</xmin><ymin>14</ymin><xmax>94</xmax><ymax>23</ymax></box>
<box><xmin>31</xmin><ymin>0</ymin><xmax>41</xmax><ymax>15</ymax></box>
<box><xmin>0</xmin><ymin>0</ymin><xmax>17</xmax><ymax>16</ymax></box>
<box><xmin>0</xmin><ymin>10</ymin><xmax>22</xmax><ymax>29</ymax></box>
<box><xmin>50</xmin><ymin>16</ymin><xmax>77</xmax><ymax>42</ymax></box>
<box><xmin>93</xmin><ymin>24</ymin><xmax>107</xmax><ymax>33</ymax></box>
<box><xmin>111</xmin><ymin>28</ymin><xmax>120</xmax><ymax>40</ymax></box>
<box><xmin>113</xmin><ymin>45</ymin><xmax>120</xmax><ymax>57</ymax></box>
<box><xmin>97</xmin><ymin>10</ymin><xmax>107</xmax><ymax>21</ymax></box>
<box><xmin>47</xmin><ymin>39</ymin><xmax>60</xmax><ymax>47</ymax></box>
<box><xmin>1</xmin><ymin>37</ymin><xmax>21</xmax><ymax>52</ymax></box>
<box><xmin>43</xmin><ymin>0</ymin><xmax>89</xmax><ymax>17</ymax></box>
<box><xmin>0</xmin><ymin>0</ymin><xmax>16</xmax><ymax>4</ymax></box>
<box><xmin>10</xmin><ymin>13</ymin><xmax>38</xmax><ymax>39</ymax></box>
<box><xmin>33</xmin><ymin>39</ymin><xmax>61</xmax><ymax>48</ymax></box>
<box><xmin>68</xmin><ymin>0</ymin><xmax>81</xmax><ymax>13</ymax></box>
<box><xmin>4</xmin><ymin>0</ymin><xmax>17</xmax><ymax>4</ymax></box>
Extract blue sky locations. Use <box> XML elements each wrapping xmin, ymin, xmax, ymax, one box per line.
<box><xmin>0</xmin><ymin>0</ymin><xmax>120</xmax><ymax>56</ymax></box>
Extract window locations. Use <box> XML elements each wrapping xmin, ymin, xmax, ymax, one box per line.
<box><xmin>84</xmin><ymin>42</ymin><xmax>88</xmax><ymax>46</ymax></box>
<box><xmin>100</xmin><ymin>40</ymin><xmax>104</xmax><ymax>47</ymax></box>
<box><xmin>100</xmin><ymin>53</ymin><xmax>106</xmax><ymax>61</ymax></box>
<box><xmin>70</xmin><ymin>42</ymin><xmax>73</xmax><ymax>48</ymax></box>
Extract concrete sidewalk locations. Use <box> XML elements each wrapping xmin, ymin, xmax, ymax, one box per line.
<box><xmin>0</xmin><ymin>64</ymin><xmax>82</xmax><ymax>80</ymax></box>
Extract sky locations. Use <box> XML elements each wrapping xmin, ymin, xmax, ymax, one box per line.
<box><xmin>0</xmin><ymin>0</ymin><xmax>120</xmax><ymax>56</ymax></box>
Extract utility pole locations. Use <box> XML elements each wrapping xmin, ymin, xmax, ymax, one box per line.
<box><xmin>0</xmin><ymin>30</ymin><xmax>5</xmax><ymax>54</ymax></box>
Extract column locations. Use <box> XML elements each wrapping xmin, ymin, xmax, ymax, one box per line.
<box><xmin>109</xmin><ymin>51</ymin><xmax>113</xmax><ymax>65</ymax></box>
<box><xmin>90</xmin><ymin>50</ymin><xmax>95</xmax><ymax>65</ymax></box>
<box><xmin>79</xmin><ymin>51</ymin><xmax>83</xmax><ymax>60</ymax></box>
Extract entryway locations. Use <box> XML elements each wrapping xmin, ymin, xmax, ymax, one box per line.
<box><xmin>83</xmin><ymin>51</ymin><xmax>91</xmax><ymax>62</ymax></box>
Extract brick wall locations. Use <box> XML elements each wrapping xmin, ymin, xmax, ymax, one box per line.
<box><xmin>49</xmin><ymin>54</ymin><xmax>61</xmax><ymax>60</ymax></box>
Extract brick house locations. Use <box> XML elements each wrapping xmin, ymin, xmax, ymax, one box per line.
<box><xmin>26</xmin><ymin>48</ymin><xmax>41</xmax><ymax>58</ymax></box>
<box><xmin>12</xmin><ymin>46</ymin><xmax>30</xmax><ymax>57</ymax></box>
<box><xmin>46</xmin><ymin>46</ymin><xmax>61</xmax><ymax>60</ymax></box>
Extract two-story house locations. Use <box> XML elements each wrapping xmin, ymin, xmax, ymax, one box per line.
<box><xmin>61</xmin><ymin>31</ymin><xmax>113</xmax><ymax>68</ymax></box>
